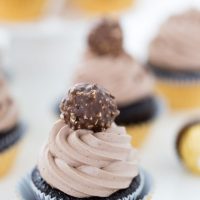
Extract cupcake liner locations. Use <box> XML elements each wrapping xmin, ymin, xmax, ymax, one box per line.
<box><xmin>125</xmin><ymin>97</ymin><xmax>164</xmax><ymax>148</ymax></box>
<box><xmin>70</xmin><ymin>0</ymin><xmax>134</xmax><ymax>14</ymax></box>
<box><xmin>0</xmin><ymin>0</ymin><xmax>47</xmax><ymax>21</ymax></box>
<box><xmin>19</xmin><ymin>169</ymin><xmax>151</xmax><ymax>200</ymax></box>
<box><xmin>126</xmin><ymin>122</ymin><xmax>152</xmax><ymax>148</ymax></box>
<box><xmin>149</xmin><ymin>63</ymin><xmax>200</xmax><ymax>110</ymax></box>
<box><xmin>0</xmin><ymin>143</ymin><xmax>20</xmax><ymax>177</ymax></box>
<box><xmin>156</xmin><ymin>78</ymin><xmax>200</xmax><ymax>110</ymax></box>
<box><xmin>0</xmin><ymin>123</ymin><xmax>26</xmax><ymax>177</ymax></box>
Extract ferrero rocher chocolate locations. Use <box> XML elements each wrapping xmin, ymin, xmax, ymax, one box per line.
<box><xmin>60</xmin><ymin>83</ymin><xmax>119</xmax><ymax>132</ymax></box>
<box><xmin>88</xmin><ymin>18</ymin><xmax>123</xmax><ymax>56</ymax></box>
<box><xmin>176</xmin><ymin>121</ymin><xmax>200</xmax><ymax>175</ymax></box>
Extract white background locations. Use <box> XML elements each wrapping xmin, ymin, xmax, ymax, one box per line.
<box><xmin>0</xmin><ymin>0</ymin><xmax>200</xmax><ymax>199</ymax></box>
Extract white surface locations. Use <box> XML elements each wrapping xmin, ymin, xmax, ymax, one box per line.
<box><xmin>0</xmin><ymin>0</ymin><xmax>200</xmax><ymax>199</ymax></box>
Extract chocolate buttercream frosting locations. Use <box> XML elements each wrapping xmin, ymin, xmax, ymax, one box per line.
<box><xmin>149</xmin><ymin>9</ymin><xmax>200</xmax><ymax>71</ymax></box>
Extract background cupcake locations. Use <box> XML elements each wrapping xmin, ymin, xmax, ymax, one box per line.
<box><xmin>0</xmin><ymin>0</ymin><xmax>47</xmax><ymax>22</ymax></box>
<box><xmin>0</xmin><ymin>75</ymin><xmax>25</xmax><ymax>177</ymax></box>
<box><xmin>148</xmin><ymin>9</ymin><xmax>200</xmax><ymax>110</ymax></box>
<box><xmin>20</xmin><ymin>83</ymin><xmax>152</xmax><ymax>200</ymax></box>
<box><xmin>73</xmin><ymin>19</ymin><xmax>159</xmax><ymax>147</ymax></box>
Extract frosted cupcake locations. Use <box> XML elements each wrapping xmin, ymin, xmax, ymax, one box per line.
<box><xmin>70</xmin><ymin>0</ymin><xmax>134</xmax><ymax>15</ymax></box>
<box><xmin>21</xmin><ymin>83</ymin><xmax>152</xmax><ymax>200</ymax></box>
<box><xmin>0</xmin><ymin>75</ymin><xmax>25</xmax><ymax>177</ymax></box>
<box><xmin>73</xmin><ymin>19</ymin><xmax>159</xmax><ymax>147</ymax></box>
<box><xmin>149</xmin><ymin>9</ymin><xmax>200</xmax><ymax>110</ymax></box>
<box><xmin>0</xmin><ymin>0</ymin><xmax>47</xmax><ymax>22</ymax></box>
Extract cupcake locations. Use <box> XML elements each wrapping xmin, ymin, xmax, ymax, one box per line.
<box><xmin>73</xmin><ymin>19</ymin><xmax>159</xmax><ymax>147</ymax></box>
<box><xmin>0</xmin><ymin>75</ymin><xmax>25</xmax><ymax>177</ymax></box>
<box><xmin>148</xmin><ymin>9</ymin><xmax>200</xmax><ymax>110</ymax></box>
<box><xmin>21</xmin><ymin>83</ymin><xmax>152</xmax><ymax>200</ymax></box>
<box><xmin>70</xmin><ymin>0</ymin><xmax>134</xmax><ymax>15</ymax></box>
<box><xmin>0</xmin><ymin>0</ymin><xmax>47</xmax><ymax>22</ymax></box>
<box><xmin>176</xmin><ymin>120</ymin><xmax>200</xmax><ymax>175</ymax></box>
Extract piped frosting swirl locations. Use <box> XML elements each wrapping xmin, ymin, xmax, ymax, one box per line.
<box><xmin>38</xmin><ymin>119</ymin><xmax>139</xmax><ymax>198</ymax></box>
<box><xmin>149</xmin><ymin>9</ymin><xmax>200</xmax><ymax>71</ymax></box>
<box><xmin>0</xmin><ymin>76</ymin><xmax>18</xmax><ymax>133</ymax></box>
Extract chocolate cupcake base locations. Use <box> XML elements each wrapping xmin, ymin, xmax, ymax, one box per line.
<box><xmin>30</xmin><ymin>167</ymin><xmax>144</xmax><ymax>200</ymax></box>
<box><xmin>116</xmin><ymin>97</ymin><xmax>158</xmax><ymax>125</ymax></box>
<box><xmin>0</xmin><ymin>123</ymin><xmax>26</xmax><ymax>153</ymax></box>
<box><xmin>149</xmin><ymin>63</ymin><xmax>200</xmax><ymax>81</ymax></box>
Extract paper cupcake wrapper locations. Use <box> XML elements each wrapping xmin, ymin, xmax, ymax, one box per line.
<box><xmin>69</xmin><ymin>0</ymin><xmax>134</xmax><ymax>14</ymax></box>
<box><xmin>156</xmin><ymin>78</ymin><xmax>200</xmax><ymax>110</ymax></box>
<box><xmin>18</xmin><ymin>169</ymin><xmax>152</xmax><ymax>200</ymax></box>
<box><xmin>0</xmin><ymin>0</ymin><xmax>47</xmax><ymax>21</ymax></box>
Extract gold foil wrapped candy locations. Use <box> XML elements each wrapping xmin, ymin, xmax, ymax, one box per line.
<box><xmin>177</xmin><ymin>122</ymin><xmax>200</xmax><ymax>175</ymax></box>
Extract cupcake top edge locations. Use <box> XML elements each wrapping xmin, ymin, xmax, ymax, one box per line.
<box><xmin>37</xmin><ymin>83</ymin><xmax>139</xmax><ymax>198</ymax></box>
<box><xmin>149</xmin><ymin>9</ymin><xmax>200</xmax><ymax>71</ymax></box>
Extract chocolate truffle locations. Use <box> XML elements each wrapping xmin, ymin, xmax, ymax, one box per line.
<box><xmin>88</xmin><ymin>18</ymin><xmax>123</xmax><ymax>56</ymax></box>
<box><xmin>176</xmin><ymin>120</ymin><xmax>200</xmax><ymax>175</ymax></box>
<box><xmin>60</xmin><ymin>83</ymin><xmax>119</xmax><ymax>132</ymax></box>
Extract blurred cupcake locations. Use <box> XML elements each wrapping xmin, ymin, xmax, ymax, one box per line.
<box><xmin>0</xmin><ymin>0</ymin><xmax>47</xmax><ymax>22</ymax></box>
<box><xmin>70</xmin><ymin>0</ymin><xmax>134</xmax><ymax>15</ymax></box>
<box><xmin>73</xmin><ymin>19</ymin><xmax>159</xmax><ymax>147</ymax></box>
<box><xmin>148</xmin><ymin>9</ymin><xmax>200</xmax><ymax>110</ymax></box>
<box><xmin>0</xmin><ymin>75</ymin><xmax>25</xmax><ymax>177</ymax></box>
<box><xmin>20</xmin><ymin>83</ymin><xmax>152</xmax><ymax>200</ymax></box>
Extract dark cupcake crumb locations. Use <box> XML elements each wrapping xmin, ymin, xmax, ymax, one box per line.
<box><xmin>32</xmin><ymin>168</ymin><xmax>141</xmax><ymax>200</ymax></box>
<box><xmin>88</xmin><ymin>18</ymin><xmax>123</xmax><ymax>56</ymax></box>
<box><xmin>116</xmin><ymin>97</ymin><xmax>158</xmax><ymax>125</ymax></box>
<box><xmin>60</xmin><ymin>83</ymin><xmax>119</xmax><ymax>132</ymax></box>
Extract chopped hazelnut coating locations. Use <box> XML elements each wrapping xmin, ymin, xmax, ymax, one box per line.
<box><xmin>60</xmin><ymin>83</ymin><xmax>119</xmax><ymax>132</ymax></box>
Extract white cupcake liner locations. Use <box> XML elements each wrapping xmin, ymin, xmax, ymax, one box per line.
<box><xmin>18</xmin><ymin>169</ymin><xmax>152</xmax><ymax>200</ymax></box>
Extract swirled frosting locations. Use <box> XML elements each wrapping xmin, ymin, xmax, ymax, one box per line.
<box><xmin>73</xmin><ymin>52</ymin><xmax>154</xmax><ymax>106</ymax></box>
<box><xmin>149</xmin><ymin>9</ymin><xmax>200</xmax><ymax>71</ymax></box>
<box><xmin>38</xmin><ymin>119</ymin><xmax>139</xmax><ymax>198</ymax></box>
<box><xmin>0</xmin><ymin>76</ymin><xmax>18</xmax><ymax>133</ymax></box>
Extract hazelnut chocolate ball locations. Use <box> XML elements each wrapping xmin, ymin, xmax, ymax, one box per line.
<box><xmin>88</xmin><ymin>18</ymin><xmax>123</xmax><ymax>56</ymax></box>
<box><xmin>176</xmin><ymin>120</ymin><xmax>200</xmax><ymax>175</ymax></box>
<box><xmin>60</xmin><ymin>83</ymin><xmax>119</xmax><ymax>132</ymax></box>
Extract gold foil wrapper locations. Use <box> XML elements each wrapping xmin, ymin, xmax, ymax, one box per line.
<box><xmin>178</xmin><ymin>124</ymin><xmax>200</xmax><ymax>175</ymax></box>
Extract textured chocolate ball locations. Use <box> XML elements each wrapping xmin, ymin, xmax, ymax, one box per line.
<box><xmin>60</xmin><ymin>83</ymin><xmax>119</xmax><ymax>132</ymax></box>
<box><xmin>88</xmin><ymin>19</ymin><xmax>123</xmax><ymax>56</ymax></box>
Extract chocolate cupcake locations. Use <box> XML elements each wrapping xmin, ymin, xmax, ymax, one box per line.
<box><xmin>72</xmin><ymin>19</ymin><xmax>160</xmax><ymax>147</ymax></box>
<box><xmin>22</xmin><ymin>83</ymin><xmax>152</xmax><ymax>200</ymax></box>
<box><xmin>0</xmin><ymin>75</ymin><xmax>25</xmax><ymax>177</ymax></box>
<box><xmin>148</xmin><ymin>9</ymin><xmax>200</xmax><ymax>110</ymax></box>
